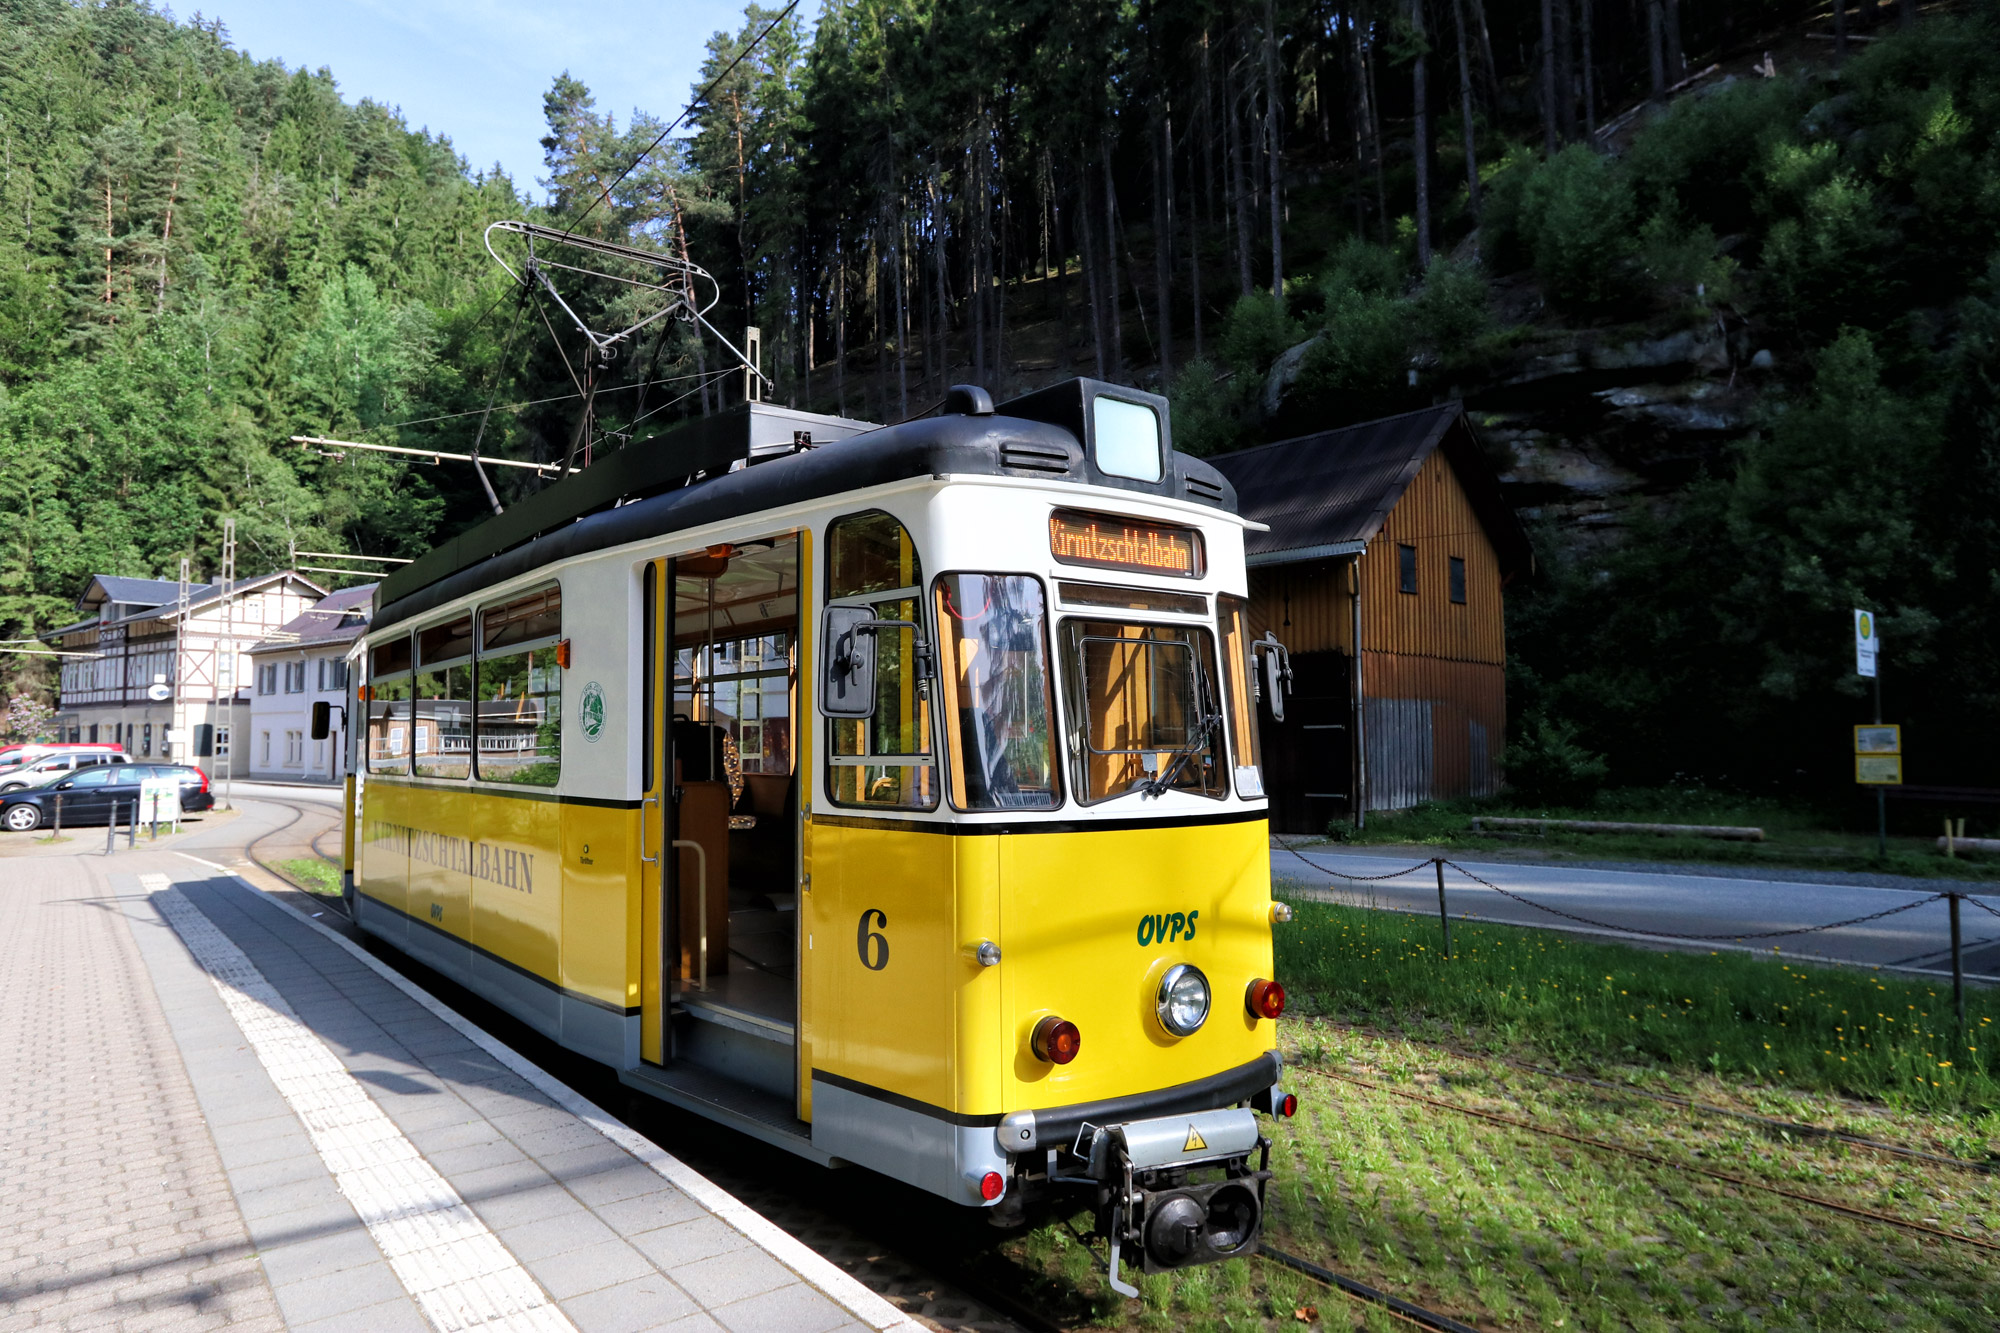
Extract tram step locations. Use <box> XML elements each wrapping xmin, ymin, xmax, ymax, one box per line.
<box><xmin>618</xmin><ymin>1061</ymin><xmax>835</xmax><ymax>1166</ymax></box>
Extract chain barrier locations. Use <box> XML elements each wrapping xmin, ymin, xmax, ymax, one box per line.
<box><xmin>1271</xmin><ymin>834</ymin><xmax>1959</xmax><ymax>943</ymax></box>
<box><xmin>1963</xmin><ymin>892</ymin><xmax>2000</xmax><ymax>921</ymax></box>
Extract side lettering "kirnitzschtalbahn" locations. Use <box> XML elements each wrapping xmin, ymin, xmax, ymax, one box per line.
<box><xmin>366</xmin><ymin>820</ymin><xmax>536</xmax><ymax>893</ymax></box>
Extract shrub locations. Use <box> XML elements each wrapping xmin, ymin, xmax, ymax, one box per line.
<box><xmin>1501</xmin><ymin>713</ymin><xmax>1610</xmax><ymax>807</ymax></box>
<box><xmin>1410</xmin><ymin>255</ymin><xmax>1491</xmax><ymax>354</ymax></box>
<box><xmin>1166</xmin><ymin>357</ymin><xmax>1248</xmax><ymax>457</ymax></box>
<box><xmin>1515</xmin><ymin>145</ymin><xmax>1637</xmax><ymax>309</ymax></box>
<box><xmin>1216</xmin><ymin>290</ymin><xmax>1304</xmax><ymax>378</ymax></box>
<box><xmin>1625</xmin><ymin>74</ymin><xmax>1810</xmax><ymax>237</ymax></box>
<box><xmin>1637</xmin><ymin>211</ymin><xmax>1737</xmax><ymax>311</ymax></box>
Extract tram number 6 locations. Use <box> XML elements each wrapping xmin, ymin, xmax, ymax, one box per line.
<box><xmin>856</xmin><ymin>908</ymin><xmax>890</xmax><ymax>971</ymax></box>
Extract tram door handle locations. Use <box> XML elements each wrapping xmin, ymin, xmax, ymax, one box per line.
<box><xmin>639</xmin><ymin>795</ymin><xmax>659</xmax><ymax>863</ymax></box>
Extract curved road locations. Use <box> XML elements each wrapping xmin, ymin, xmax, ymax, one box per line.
<box><xmin>1275</xmin><ymin>845</ymin><xmax>2000</xmax><ymax>981</ymax></box>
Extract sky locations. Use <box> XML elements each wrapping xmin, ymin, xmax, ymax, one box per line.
<box><xmin>203</xmin><ymin>0</ymin><xmax>769</xmax><ymax>198</ymax></box>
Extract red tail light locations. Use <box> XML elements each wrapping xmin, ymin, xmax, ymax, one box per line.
<box><xmin>1247</xmin><ymin>978</ymin><xmax>1286</xmax><ymax>1020</ymax></box>
<box><xmin>1031</xmin><ymin>1015</ymin><xmax>1081</xmax><ymax>1065</ymax></box>
<box><xmin>1279</xmin><ymin>1092</ymin><xmax>1298</xmax><ymax>1118</ymax></box>
<box><xmin>979</xmin><ymin>1170</ymin><xmax>1006</xmax><ymax>1201</ymax></box>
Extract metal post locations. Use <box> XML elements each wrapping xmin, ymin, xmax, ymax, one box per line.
<box><xmin>106</xmin><ymin>802</ymin><xmax>116</xmax><ymax>855</ymax></box>
<box><xmin>1434</xmin><ymin>857</ymin><xmax>1452</xmax><ymax>960</ymax></box>
<box><xmin>52</xmin><ymin>794</ymin><xmax>62</xmax><ymax>839</ymax></box>
<box><xmin>126</xmin><ymin>797</ymin><xmax>136</xmax><ymax>849</ymax></box>
<box><xmin>1874</xmin><ymin>672</ymin><xmax>1887</xmax><ymax>858</ymax></box>
<box><xmin>1949</xmin><ymin>892</ymin><xmax>1966</xmax><ymax>1050</ymax></box>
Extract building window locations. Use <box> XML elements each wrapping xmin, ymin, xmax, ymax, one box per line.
<box><xmin>257</xmin><ymin>663</ymin><xmax>276</xmax><ymax>696</ymax></box>
<box><xmin>219</xmin><ymin>651</ymin><xmax>233</xmax><ymax>691</ymax></box>
<box><xmin>88</xmin><ymin>724</ymin><xmax>99</xmax><ymax>743</ymax></box>
<box><xmin>215</xmin><ymin>726</ymin><xmax>230</xmax><ymax>758</ymax></box>
<box><xmin>284</xmin><ymin>661</ymin><xmax>305</xmax><ymax>693</ymax></box>
<box><xmin>260</xmin><ymin>731</ymin><xmax>272</xmax><ymax>765</ymax></box>
<box><xmin>1449</xmin><ymin>556</ymin><xmax>1467</xmax><ymax>605</ymax></box>
<box><xmin>142</xmin><ymin>723</ymin><xmax>153</xmax><ymax>757</ymax></box>
<box><xmin>313</xmin><ymin>738</ymin><xmax>326</xmax><ymax>770</ymax></box>
<box><xmin>475</xmin><ymin>587</ymin><xmax>562</xmax><ymax>787</ymax></box>
<box><xmin>285</xmin><ymin>730</ymin><xmax>303</xmax><ymax>766</ymax></box>
<box><xmin>317</xmin><ymin>658</ymin><xmax>327</xmax><ymax>691</ymax></box>
<box><xmin>1398</xmin><ymin>544</ymin><xmax>1418</xmax><ymax>595</ymax></box>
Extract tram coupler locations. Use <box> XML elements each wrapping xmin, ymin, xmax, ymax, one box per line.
<box><xmin>1079</xmin><ymin>1107</ymin><xmax>1271</xmax><ymax>1297</ymax></box>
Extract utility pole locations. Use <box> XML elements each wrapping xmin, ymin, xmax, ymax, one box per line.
<box><xmin>221</xmin><ymin>519</ymin><xmax>236</xmax><ymax>811</ymax></box>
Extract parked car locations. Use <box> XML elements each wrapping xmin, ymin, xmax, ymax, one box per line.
<box><xmin>0</xmin><ymin>750</ymin><xmax>133</xmax><ymax>794</ymax></box>
<box><xmin>0</xmin><ymin>763</ymin><xmax>213</xmax><ymax>832</ymax></box>
<box><xmin>0</xmin><ymin>742</ymin><xmax>124</xmax><ymax>778</ymax></box>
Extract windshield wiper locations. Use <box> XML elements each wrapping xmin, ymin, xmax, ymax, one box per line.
<box><xmin>1139</xmin><ymin>706</ymin><xmax>1222</xmax><ymax>799</ymax></box>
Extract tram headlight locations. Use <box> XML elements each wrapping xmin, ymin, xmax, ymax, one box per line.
<box><xmin>1156</xmin><ymin>963</ymin><xmax>1211</xmax><ymax>1037</ymax></box>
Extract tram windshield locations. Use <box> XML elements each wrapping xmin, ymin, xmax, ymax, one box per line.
<box><xmin>934</xmin><ymin>574</ymin><xmax>1060</xmax><ymax>810</ymax></box>
<box><xmin>1060</xmin><ymin>618</ymin><xmax>1225</xmax><ymax>804</ymax></box>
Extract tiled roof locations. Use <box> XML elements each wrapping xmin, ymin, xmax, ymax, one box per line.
<box><xmin>249</xmin><ymin>584</ymin><xmax>377</xmax><ymax>654</ymax></box>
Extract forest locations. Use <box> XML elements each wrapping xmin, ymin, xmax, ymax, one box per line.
<box><xmin>0</xmin><ymin>0</ymin><xmax>1995</xmax><ymax>794</ymax></box>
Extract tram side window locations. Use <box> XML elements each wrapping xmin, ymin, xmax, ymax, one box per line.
<box><xmin>934</xmin><ymin>574</ymin><xmax>1060</xmax><ymax>810</ymax></box>
<box><xmin>367</xmin><ymin>636</ymin><xmax>413</xmax><ymax>774</ymax></box>
<box><xmin>825</xmin><ymin>511</ymin><xmax>935</xmax><ymax>810</ymax></box>
<box><xmin>477</xmin><ymin>587</ymin><xmax>562</xmax><ymax>787</ymax></box>
<box><xmin>1060</xmin><ymin>619</ymin><xmax>1226</xmax><ymax>804</ymax></box>
<box><xmin>1216</xmin><ymin>595</ymin><xmax>1263</xmax><ymax>799</ymax></box>
<box><xmin>414</xmin><ymin>616</ymin><xmax>474</xmax><ymax>779</ymax></box>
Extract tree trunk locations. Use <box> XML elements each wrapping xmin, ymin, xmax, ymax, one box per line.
<box><xmin>1646</xmin><ymin>0</ymin><xmax>1667</xmax><ymax>101</ymax></box>
<box><xmin>834</xmin><ymin>230</ymin><xmax>846</xmax><ymax>417</ymax></box>
<box><xmin>1364</xmin><ymin>25</ymin><xmax>1388</xmax><ymax>242</ymax></box>
<box><xmin>1262</xmin><ymin>0</ymin><xmax>1284</xmax><ymax>306</ymax></box>
<box><xmin>1225</xmin><ymin>37</ymin><xmax>1254</xmax><ymax>300</ymax></box>
<box><xmin>1103</xmin><ymin>142</ymin><xmax>1124</xmax><ymax>380</ymax></box>
<box><xmin>894</xmin><ymin>204</ymin><xmax>908</xmax><ymax>420</ymax></box>
<box><xmin>1554</xmin><ymin>0</ymin><xmax>1576</xmax><ymax>142</ymax></box>
<box><xmin>932</xmin><ymin>159</ymin><xmax>951</xmax><ymax>392</ymax></box>
<box><xmin>1580</xmin><ymin>0</ymin><xmax>1596</xmax><ymax>134</ymax></box>
<box><xmin>1663</xmin><ymin>0</ymin><xmax>1685</xmax><ymax>80</ymax></box>
<box><xmin>1078</xmin><ymin>162</ymin><xmax>1107</xmax><ymax>378</ymax></box>
<box><xmin>1412</xmin><ymin>0</ymin><xmax>1432</xmax><ymax>269</ymax></box>
<box><xmin>1153</xmin><ymin>102</ymin><xmax>1174</xmax><ymax>385</ymax></box>
<box><xmin>1539</xmin><ymin>0</ymin><xmax>1559</xmax><ymax>153</ymax></box>
<box><xmin>1349</xmin><ymin>15</ymin><xmax>1369</xmax><ymax>235</ymax></box>
<box><xmin>1900</xmin><ymin>0</ymin><xmax>1915</xmax><ymax>29</ymax></box>
<box><xmin>1470</xmin><ymin>0</ymin><xmax>1501</xmax><ymax>111</ymax></box>
<box><xmin>1453</xmin><ymin>0</ymin><xmax>1482</xmax><ymax>220</ymax></box>
<box><xmin>1834</xmin><ymin>0</ymin><xmax>1848</xmax><ymax>62</ymax></box>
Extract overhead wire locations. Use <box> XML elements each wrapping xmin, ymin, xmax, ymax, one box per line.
<box><xmin>553</xmin><ymin>0</ymin><xmax>804</xmax><ymax>243</ymax></box>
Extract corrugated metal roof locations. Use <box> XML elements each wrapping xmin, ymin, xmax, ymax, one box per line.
<box><xmin>1208</xmin><ymin>404</ymin><xmax>1533</xmax><ymax>578</ymax></box>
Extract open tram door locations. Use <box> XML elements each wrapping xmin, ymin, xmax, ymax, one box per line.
<box><xmin>632</xmin><ymin>535</ymin><xmax>817</xmax><ymax>1151</ymax></box>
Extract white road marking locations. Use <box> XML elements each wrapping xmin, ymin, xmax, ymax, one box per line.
<box><xmin>142</xmin><ymin>874</ymin><xmax>575</xmax><ymax>1333</ymax></box>
<box><xmin>174</xmin><ymin>851</ymin><xmax>924</xmax><ymax>1333</ymax></box>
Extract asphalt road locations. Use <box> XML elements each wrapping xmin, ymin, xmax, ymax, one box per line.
<box><xmin>1274</xmin><ymin>845</ymin><xmax>2000</xmax><ymax>982</ymax></box>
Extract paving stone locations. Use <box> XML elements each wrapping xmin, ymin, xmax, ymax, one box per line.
<box><xmin>593</xmin><ymin>1187</ymin><xmax>711</xmax><ymax>1236</ymax></box>
<box><xmin>558</xmin><ymin>1273</ymin><xmax>702</xmax><ymax>1333</ymax></box>
<box><xmin>629</xmin><ymin>1216</ymin><xmax>755</xmax><ymax>1270</ymax></box>
<box><xmin>522</xmin><ymin>1237</ymin><xmax>659</xmax><ymax>1301</ymax></box>
<box><xmin>709</xmin><ymin>1282</ymin><xmax>854</xmax><ymax>1333</ymax></box>
<box><xmin>498</xmin><ymin>1207</ymin><xmax>621</xmax><ymax>1262</ymax></box>
<box><xmin>663</xmin><ymin>1247</ymin><xmax>797</xmax><ymax>1308</ymax></box>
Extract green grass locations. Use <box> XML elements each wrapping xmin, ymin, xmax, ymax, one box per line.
<box><xmin>1327</xmin><ymin>785</ymin><xmax>2000</xmax><ymax>883</ymax></box>
<box><xmin>1274</xmin><ymin>893</ymin><xmax>2000</xmax><ymax>1117</ymax></box>
<box><xmin>274</xmin><ymin>857</ymin><xmax>342</xmax><ymax>896</ymax></box>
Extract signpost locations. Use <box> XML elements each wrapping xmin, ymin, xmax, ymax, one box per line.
<box><xmin>1853</xmin><ymin>610</ymin><xmax>1890</xmax><ymax>856</ymax></box>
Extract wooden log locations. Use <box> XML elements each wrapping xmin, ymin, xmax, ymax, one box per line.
<box><xmin>1936</xmin><ymin>836</ymin><xmax>2000</xmax><ymax>855</ymax></box>
<box><xmin>1470</xmin><ymin>816</ymin><xmax>1765</xmax><ymax>841</ymax></box>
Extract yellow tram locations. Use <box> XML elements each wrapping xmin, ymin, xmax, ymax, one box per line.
<box><xmin>334</xmin><ymin>378</ymin><xmax>1297</xmax><ymax>1290</ymax></box>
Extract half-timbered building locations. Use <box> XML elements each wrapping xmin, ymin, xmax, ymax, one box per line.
<box><xmin>43</xmin><ymin>572</ymin><xmax>328</xmax><ymax>766</ymax></box>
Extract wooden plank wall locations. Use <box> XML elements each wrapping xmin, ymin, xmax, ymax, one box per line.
<box><xmin>1358</xmin><ymin>449</ymin><xmax>1506</xmax><ymax>666</ymax></box>
<box><xmin>1245</xmin><ymin>559</ymin><xmax>1354</xmax><ymax>655</ymax></box>
<box><xmin>1361</xmin><ymin>653</ymin><xmax>1505</xmax><ymax>807</ymax></box>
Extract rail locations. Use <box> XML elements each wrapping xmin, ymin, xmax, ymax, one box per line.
<box><xmin>671</xmin><ymin>839</ymin><xmax>709</xmax><ymax>991</ymax></box>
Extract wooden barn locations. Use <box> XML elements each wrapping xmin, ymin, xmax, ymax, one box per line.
<box><xmin>1209</xmin><ymin>404</ymin><xmax>1533</xmax><ymax>833</ymax></box>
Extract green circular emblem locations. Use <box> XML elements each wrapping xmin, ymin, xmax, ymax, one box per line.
<box><xmin>579</xmin><ymin>681</ymin><xmax>606</xmax><ymax>742</ymax></box>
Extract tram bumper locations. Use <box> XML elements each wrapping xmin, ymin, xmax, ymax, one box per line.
<box><xmin>995</xmin><ymin>1052</ymin><xmax>1284</xmax><ymax>1296</ymax></box>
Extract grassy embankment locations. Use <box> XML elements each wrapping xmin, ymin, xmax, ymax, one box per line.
<box><xmin>272</xmin><ymin>857</ymin><xmax>342</xmax><ymax>896</ymax></box>
<box><xmin>1325</xmin><ymin>785</ymin><xmax>2000</xmax><ymax>884</ymax></box>
<box><xmin>994</xmin><ymin>896</ymin><xmax>1999</xmax><ymax>1330</ymax></box>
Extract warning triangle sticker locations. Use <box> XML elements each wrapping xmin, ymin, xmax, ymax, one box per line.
<box><xmin>1184</xmin><ymin>1125</ymin><xmax>1208</xmax><ymax>1152</ymax></box>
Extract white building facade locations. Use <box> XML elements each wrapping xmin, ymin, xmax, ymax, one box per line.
<box><xmin>45</xmin><ymin>573</ymin><xmax>329</xmax><ymax>770</ymax></box>
<box><xmin>244</xmin><ymin>585</ymin><xmax>374</xmax><ymax>783</ymax></box>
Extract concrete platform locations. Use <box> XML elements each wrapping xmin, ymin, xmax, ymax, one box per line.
<box><xmin>0</xmin><ymin>845</ymin><xmax>920</xmax><ymax>1333</ymax></box>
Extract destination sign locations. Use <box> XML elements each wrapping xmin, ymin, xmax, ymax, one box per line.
<box><xmin>1049</xmin><ymin>509</ymin><xmax>1203</xmax><ymax>578</ymax></box>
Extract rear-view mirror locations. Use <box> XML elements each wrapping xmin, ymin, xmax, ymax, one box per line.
<box><xmin>311</xmin><ymin>700</ymin><xmax>332</xmax><ymax>740</ymax></box>
<box><xmin>1252</xmin><ymin>631</ymin><xmax>1293</xmax><ymax>724</ymax></box>
<box><xmin>820</xmin><ymin>606</ymin><xmax>878</xmax><ymax>718</ymax></box>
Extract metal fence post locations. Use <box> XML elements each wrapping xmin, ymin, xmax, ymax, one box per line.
<box><xmin>106</xmin><ymin>802</ymin><xmax>117</xmax><ymax>855</ymax></box>
<box><xmin>1949</xmin><ymin>891</ymin><xmax>1966</xmax><ymax>1051</ymax></box>
<box><xmin>52</xmin><ymin>794</ymin><xmax>62</xmax><ymax>839</ymax></box>
<box><xmin>127</xmin><ymin>798</ymin><xmax>137</xmax><ymax>849</ymax></box>
<box><xmin>1434</xmin><ymin>858</ymin><xmax>1452</xmax><ymax>960</ymax></box>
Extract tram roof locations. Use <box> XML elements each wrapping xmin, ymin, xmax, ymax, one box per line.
<box><xmin>372</xmin><ymin>381</ymin><xmax>1238</xmax><ymax>636</ymax></box>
